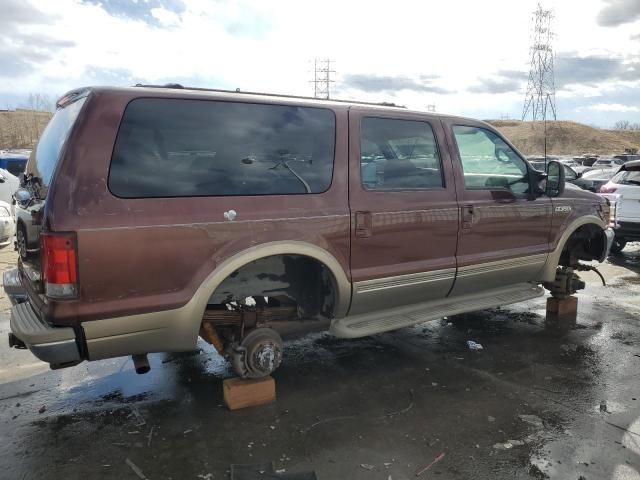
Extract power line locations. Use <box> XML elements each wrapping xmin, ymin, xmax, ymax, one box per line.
<box><xmin>311</xmin><ymin>58</ymin><xmax>335</xmax><ymax>99</ymax></box>
<box><xmin>522</xmin><ymin>3</ymin><xmax>557</xmax><ymax>122</ymax></box>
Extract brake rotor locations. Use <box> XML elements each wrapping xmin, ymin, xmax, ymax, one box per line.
<box><xmin>233</xmin><ymin>328</ymin><xmax>283</xmax><ymax>378</ymax></box>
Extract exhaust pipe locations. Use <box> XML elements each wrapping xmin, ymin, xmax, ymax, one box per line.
<box><xmin>132</xmin><ymin>354</ymin><xmax>150</xmax><ymax>374</ymax></box>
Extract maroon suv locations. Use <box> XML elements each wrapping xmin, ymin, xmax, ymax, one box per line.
<box><xmin>5</xmin><ymin>85</ymin><xmax>613</xmax><ymax>378</ymax></box>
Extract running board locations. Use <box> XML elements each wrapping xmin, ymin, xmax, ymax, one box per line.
<box><xmin>331</xmin><ymin>283</ymin><xmax>544</xmax><ymax>338</ymax></box>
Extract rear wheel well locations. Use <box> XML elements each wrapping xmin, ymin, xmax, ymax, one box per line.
<box><xmin>208</xmin><ymin>254</ymin><xmax>338</xmax><ymax>319</ymax></box>
<box><xmin>200</xmin><ymin>253</ymin><xmax>338</xmax><ymax>353</ymax></box>
<box><xmin>558</xmin><ymin>223</ymin><xmax>606</xmax><ymax>267</ymax></box>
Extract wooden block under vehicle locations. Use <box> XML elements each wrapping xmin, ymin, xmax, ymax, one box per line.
<box><xmin>546</xmin><ymin>296</ymin><xmax>578</xmax><ymax>316</ymax></box>
<box><xmin>223</xmin><ymin>376</ymin><xmax>276</xmax><ymax>411</ymax></box>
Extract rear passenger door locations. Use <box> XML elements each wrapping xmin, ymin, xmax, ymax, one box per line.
<box><xmin>444</xmin><ymin>121</ymin><xmax>552</xmax><ymax>296</ymax></box>
<box><xmin>348</xmin><ymin>108</ymin><xmax>459</xmax><ymax>315</ymax></box>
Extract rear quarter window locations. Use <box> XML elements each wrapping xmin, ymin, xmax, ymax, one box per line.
<box><xmin>108</xmin><ymin>98</ymin><xmax>336</xmax><ymax>198</ymax></box>
<box><xmin>27</xmin><ymin>96</ymin><xmax>87</xmax><ymax>194</ymax></box>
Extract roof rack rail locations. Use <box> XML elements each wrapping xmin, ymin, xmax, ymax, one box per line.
<box><xmin>132</xmin><ymin>83</ymin><xmax>407</xmax><ymax>109</ymax></box>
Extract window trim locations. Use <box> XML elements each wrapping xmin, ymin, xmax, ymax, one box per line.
<box><xmin>107</xmin><ymin>97</ymin><xmax>337</xmax><ymax>199</ymax></box>
<box><xmin>359</xmin><ymin>116</ymin><xmax>446</xmax><ymax>193</ymax></box>
<box><xmin>451</xmin><ymin>123</ymin><xmax>531</xmax><ymax>196</ymax></box>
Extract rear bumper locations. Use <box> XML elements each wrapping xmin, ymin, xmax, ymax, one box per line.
<box><xmin>4</xmin><ymin>268</ymin><xmax>81</xmax><ymax>367</ymax></box>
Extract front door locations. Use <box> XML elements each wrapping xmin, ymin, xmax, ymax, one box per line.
<box><xmin>348</xmin><ymin>109</ymin><xmax>459</xmax><ymax>315</ymax></box>
<box><xmin>443</xmin><ymin>121</ymin><xmax>552</xmax><ymax>296</ymax></box>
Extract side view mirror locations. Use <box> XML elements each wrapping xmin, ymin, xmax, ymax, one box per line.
<box><xmin>546</xmin><ymin>161</ymin><xmax>566</xmax><ymax>197</ymax></box>
<box><xmin>0</xmin><ymin>174</ymin><xmax>6</xmax><ymax>184</ymax></box>
<box><xmin>14</xmin><ymin>188</ymin><xmax>33</xmax><ymax>206</ymax></box>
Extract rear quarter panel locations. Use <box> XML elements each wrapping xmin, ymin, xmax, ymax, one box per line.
<box><xmin>46</xmin><ymin>90</ymin><xmax>351</xmax><ymax>325</ymax></box>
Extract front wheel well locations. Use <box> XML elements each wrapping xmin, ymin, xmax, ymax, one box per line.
<box><xmin>558</xmin><ymin>223</ymin><xmax>606</xmax><ymax>267</ymax></box>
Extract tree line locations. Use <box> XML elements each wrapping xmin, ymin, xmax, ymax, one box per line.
<box><xmin>614</xmin><ymin>120</ymin><xmax>640</xmax><ymax>131</ymax></box>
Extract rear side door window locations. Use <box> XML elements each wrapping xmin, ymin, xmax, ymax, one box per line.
<box><xmin>360</xmin><ymin>117</ymin><xmax>444</xmax><ymax>191</ymax></box>
<box><xmin>452</xmin><ymin>126</ymin><xmax>529</xmax><ymax>196</ymax></box>
<box><xmin>109</xmin><ymin>99</ymin><xmax>336</xmax><ymax>198</ymax></box>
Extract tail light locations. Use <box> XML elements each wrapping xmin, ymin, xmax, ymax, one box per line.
<box><xmin>40</xmin><ymin>232</ymin><xmax>78</xmax><ymax>298</ymax></box>
<box><xmin>599</xmin><ymin>184</ymin><xmax>617</xmax><ymax>193</ymax></box>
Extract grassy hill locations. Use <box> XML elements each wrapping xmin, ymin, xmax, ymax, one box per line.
<box><xmin>0</xmin><ymin>110</ymin><xmax>52</xmax><ymax>150</ymax></box>
<box><xmin>488</xmin><ymin>120</ymin><xmax>640</xmax><ymax>156</ymax></box>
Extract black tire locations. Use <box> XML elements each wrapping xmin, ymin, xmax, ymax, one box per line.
<box><xmin>610</xmin><ymin>237</ymin><xmax>627</xmax><ymax>254</ymax></box>
<box><xmin>16</xmin><ymin>224</ymin><xmax>29</xmax><ymax>260</ymax></box>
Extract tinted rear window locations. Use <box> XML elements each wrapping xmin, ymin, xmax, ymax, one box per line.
<box><xmin>27</xmin><ymin>97</ymin><xmax>87</xmax><ymax>191</ymax></box>
<box><xmin>109</xmin><ymin>98</ymin><xmax>336</xmax><ymax>198</ymax></box>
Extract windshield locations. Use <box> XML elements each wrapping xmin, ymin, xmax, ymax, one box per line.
<box><xmin>25</xmin><ymin>96</ymin><xmax>87</xmax><ymax>196</ymax></box>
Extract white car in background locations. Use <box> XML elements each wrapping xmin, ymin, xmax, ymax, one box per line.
<box><xmin>0</xmin><ymin>169</ymin><xmax>18</xmax><ymax>249</ymax></box>
<box><xmin>600</xmin><ymin>160</ymin><xmax>640</xmax><ymax>253</ymax></box>
<box><xmin>0</xmin><ymin>200</ymin><xmax>15</xmax><ymax>248</ymax></box>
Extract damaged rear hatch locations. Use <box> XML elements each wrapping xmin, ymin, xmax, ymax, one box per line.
<box><xmin>13</xmin><ymin>89</ymin><xmax>89</xmax><ymax>313</ymax></box>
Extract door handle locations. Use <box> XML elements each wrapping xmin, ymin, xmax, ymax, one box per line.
<box><xmin>462</xmin><ymin>205</ymin><xmax>474</xmax><ymax>230</ymax></box>
<box><xmin>355</xmin><ymin>211</ymin><xmax>372</xmax><ymax>238</ymax></box>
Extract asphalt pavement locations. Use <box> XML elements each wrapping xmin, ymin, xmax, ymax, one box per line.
<box><xmin>0</xmin><ymin>246</ymin><xmax>639</xmax><ymax>480</ymax></box>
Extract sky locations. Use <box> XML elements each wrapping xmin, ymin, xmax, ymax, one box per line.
<box><xmin>0</xmin><ymin>0</ymin><xmax>639</xmax><ymax>127</ymax></box>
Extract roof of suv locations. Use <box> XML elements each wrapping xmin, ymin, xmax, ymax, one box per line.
<box><xmin>67</xmin><ymin>85</ymin><xmax>480</xmax><ymax>125</ymax></box>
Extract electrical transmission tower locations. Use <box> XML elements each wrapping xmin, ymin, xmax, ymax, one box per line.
<box><xmin>522</xmin><ymin>3</ymin><xmax>557</xmax><ymax>121</ymax></box>
<box><xmin>311</xmin><ymin>59</ymin><xmax>335</xmax><ymax>99</ymax></box>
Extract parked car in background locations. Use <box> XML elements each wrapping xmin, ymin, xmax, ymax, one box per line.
<box><xmin>4</xmin><ymin>85</ymin><xmax>613</xmax><ymax>378</ymax></box>
<box><xmin>574</xmin><ymin>155</ymin><xmax>599</xmax><ymax>167</ymax></box>
<box><xmin>599</xmin><ymin>160</ymin><xmax>640</xmax><ymax>253</ymax></box>
<box><xmin>614</xmin><ymin>154</ymin><xmax>640</xmax><ymax>163</ymax></box>
<box><xmin>0</xmin><ymin>200</ymin><xmax>15</xmax><ymax>249</ymax></box>
<box><xmin>0</xmin><ymin>150</ymin><xmax>29</xmax><ymax>176</ymax></box>
<box><xmin>0</xmin><ymin>168</ymin><xmax>19</xmax><ymax>205</ymax></box>
<box><xmin>529</xmin><ymin>160</ymin><xmax>582</xmax><ymax>185</ymax></box>
<box><xmin>574</xmin><ymin>167</ymin><xmax>618</xmax><ymax>192</ymax></box>
<box><xmin>592</xmin><ymin>158</ymin><xmax>625</xmax><ymax>169</ymax></box>
<box><xmin>559</xmin><ymin>159</ymin><xmax>581</xmax><ymax>168</ymax></box>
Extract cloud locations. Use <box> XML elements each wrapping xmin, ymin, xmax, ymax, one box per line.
<box><xmin>468</xmin><ymin>78</ymin><xmax>522</xmax><ymax>94</ymax></box>
<box><xmin>555</xmin><ymin>53</ymin><xmax>640</xmax><ymax>88</ymax></box>
<box><xmin>586</xmin><ymin>103</ymin><xmax>640</xmax><ymax>112</ymax></box>
<box><xmin>151</xmin><ymin>7</ymin><xmax>181</xmax><ymax>27</ymax></box>
<box><xmin>79</xmin><ymin>0</ymin><xmax>185</xmax><ymax>26</ymax></box>
<box><xmin>0</xmin><ymin>0</ymin><xmax>51</xmax><ymax>31</ymax></box>
<box><xmin>0</xmin><ymin>0</ymin><xmax>75</xmax><ymax>80</ymax></box>
<box><xmin>84</xmin><ymin>67</ymin><xmax>137</xmax><ymax>85</ymax></box>
<box><xmin>340</xmin><ymin>74</ymin><xmax>452</xmax><ymax>94</ymax></box>
<box><xmin>496</xmin><ymin>70</ymin><xmax>529</xmax><ymax>81</ymax></box>
<box><xmin>0</xmin><ymin>33</ymin><xmax>76</xmax><ymax>79</ymax></box>
<box><xmin>467</xmin><ymin>69</ymin><xmax>528</xmax><ymax>94</ymax></box>
<box><xmin>597</xmin><ymin>0</ymin><xmax>640</xmax><ymax>26</ymax></box>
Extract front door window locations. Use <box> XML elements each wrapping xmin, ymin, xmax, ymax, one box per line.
<box><xmin>453</xmin><ymin>126</ymin><xmax>529</xmax><ymax>196</ymax></box>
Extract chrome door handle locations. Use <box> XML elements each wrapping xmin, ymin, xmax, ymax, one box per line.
<box><xmin>462</xmin><ymin>205</ymin><xmax>474</xmax><ymax>230</ymax></box>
